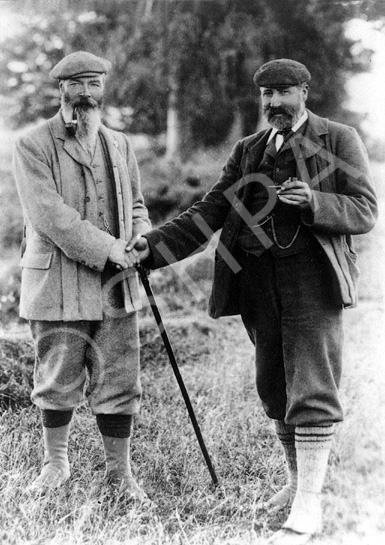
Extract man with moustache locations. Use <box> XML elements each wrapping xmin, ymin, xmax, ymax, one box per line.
<box><xmin>13</xmin><ymin>51</ymin><xmax>151</xmax><ymax>499</ymax></box>
<box><xmin>126</xmin><ymin>59</ymin><xmax>377</xmax><ymax>542</ymax></box>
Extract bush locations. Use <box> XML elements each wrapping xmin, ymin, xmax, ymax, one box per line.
<box><xmin>0</xmin><ymin>337</ymin><xmax>34</xmax><ymax>409</ymax></box>
<box><xmin>0</xmin><ymin>167</ymin><xmax>23</xmax><ymax>250</ymax></box>
<box><xmin>0</xmin><ymin>262</ymin><xmax>22</xmax><ymax>326</ymax></box>
<box><xmin>139</xmin><ymin>147</ymin><xmax>229</xmax><ymax>225</ymax></box>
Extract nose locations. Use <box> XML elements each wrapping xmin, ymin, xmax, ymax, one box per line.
<box><xmin>79</xmin><ymin>84</ymin><xmax>91</xmax><ymax>97</ymax></box>
<box><xmin>270</xmin><ymin>91</ymin><xmax>282</xmax><ymax>107</ymax></box>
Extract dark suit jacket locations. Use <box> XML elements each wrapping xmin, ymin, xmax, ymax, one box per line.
<box><xmin>145</xmin><ymin>110</ymin><xmax>378</xmax><ymax>317</ymax></box>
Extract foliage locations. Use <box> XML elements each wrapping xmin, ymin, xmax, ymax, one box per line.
<box><xmin>0</xmin><ymin>0</ymin><xmax>376</xmax><ymax>152</ymax></box>
<box><xmin>0</xmin><ymin>264</ymin><xmax>22</xmax><ymax>326</ymax></box>
<box><xmin>0</xmin><ymin>166</ymin><xmax>23</xmax><ymax>251</ymax></box>
<box><xmin>0</xmin><ymin>336</ymin><xmax>34</xmax><ymax>409</ymax></box>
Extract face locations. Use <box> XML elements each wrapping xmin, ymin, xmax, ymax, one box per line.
<box><xmin>60</xmin><ymin>74</ymin><xmax>105</xmax><ymax>111</ymax></box>
<box><xmin>261</xmin><ymin>84</ymin><xmax>308</xmax><ymax>130</ymax></box>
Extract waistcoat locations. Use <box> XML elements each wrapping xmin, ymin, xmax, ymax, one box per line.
<box><xmin>76</xmin><ymin>134</ymin><xmax>123</xmax><ymax>306</ymax></box>
<box><xmin>238</xmin><ymin>127</ymin><xmax>314</xmax><ymax>257</ymax></box>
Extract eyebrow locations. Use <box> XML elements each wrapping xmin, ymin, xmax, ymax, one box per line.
<box><xmin>262</xmin><ymin>87</ymin><xmax>291</xmax><ymax>92</ymax></box>
<box><xmin>68</xmin><ymin>77</ymin><xmax>101</xmax><ymax>83</ymax></box>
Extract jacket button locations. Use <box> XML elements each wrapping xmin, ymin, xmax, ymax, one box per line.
<box><xmin>85</xmin><ymin>197</ymin><xmax>90</xmax><ymax>202</ymax></box>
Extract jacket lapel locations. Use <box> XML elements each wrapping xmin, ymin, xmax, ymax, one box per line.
<box><xmin>297</xmin><ymin>110</ymin><xmax>328</xmax><ymax>159</ymax></box>
<box><xmin>241</xmin><ymin>130</ymin><xmax>271</xmax><ymax>175</ymax></box>
<box><xmin>63</xmin><ymin>139</ymin><xmax>91</xmax><ymax>168</ymax></box>
<box><xmin>99</xmin><ymin>124</ymin><xmax>119</xmax><ymax>166</ymax></box>
<box><xmin>98</xmin><ymin>125</ymin><xmax>130</xmax><ymax>240</ymax></box>
<box><xmin>49</xmin><ymin>111</ymin><xmax>91</xmax><ymax>168</ymax></box>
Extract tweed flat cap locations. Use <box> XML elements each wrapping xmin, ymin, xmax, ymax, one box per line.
<box><xmin>253</xmin><ymin>58</ymin><xmax>311</xmax><ymax>88</ymax></box>
<box><xmin>49</xmin><ymin>51</ymin><xmax>112</xmax><ymax>80</ymax></box>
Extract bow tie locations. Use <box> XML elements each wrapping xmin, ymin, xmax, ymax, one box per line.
<box><xmin>277</xmin><ymin>128</ymin><xmax>292</xmax><ymax>135</ymax></box>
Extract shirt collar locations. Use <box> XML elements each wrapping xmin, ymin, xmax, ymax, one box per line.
<box><xmin>267</xmin><ymin>110</ymin><xmax>308</xmax><ymax>142</ymax></box>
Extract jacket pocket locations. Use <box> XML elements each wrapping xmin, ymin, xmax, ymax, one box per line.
<box><xmin>20</xmin><ymin>252</ymin><xmax>53</xmax><ymax>269</ymax></box>
<box><xmin>343</xmin><ymin>245</ymin><xmax>360</xmax><ymax>286</ymax></box>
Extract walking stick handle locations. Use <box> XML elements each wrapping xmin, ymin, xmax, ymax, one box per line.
<box><xmin>136</xmin><ymin>263</ymin><xmax>218</xmax><ymax>486</ymax></box>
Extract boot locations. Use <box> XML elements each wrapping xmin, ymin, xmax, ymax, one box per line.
<box><xmin>27</xmin><ymin>423</ymin><xmax>71</xmax><ymax>492</ymax></box>
<box><xmin>101</xmin><ymin>435</ymin><xmax>147</xmax><ymax>502</ymax></box>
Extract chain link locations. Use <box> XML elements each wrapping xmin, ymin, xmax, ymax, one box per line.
<box><xmin>102</xmin><ymin>214</ymin><xmax>113</xmax><ymax>236</ymax></box>
<box><xmin>270</xmin><ymin>216</ymin><xmax>301</xmax><ymax>249</ymax></box>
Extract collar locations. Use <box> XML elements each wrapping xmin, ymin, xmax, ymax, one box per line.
<box><xmin>267</xmin><ymin>110</ymin><xmax>308</xmax><ymax>143</ymax></box>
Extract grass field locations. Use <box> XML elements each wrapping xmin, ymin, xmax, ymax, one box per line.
<box><xmin>0</xmin><ymin>129</ymin><xmax>384</xmax><ymax>544</ymax></box>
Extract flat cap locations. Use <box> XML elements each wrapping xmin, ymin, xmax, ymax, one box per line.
<box><xmin>49</xmin><ymin>51</ymin><xmax>112</xmax><ymax>80</ymax></box>
<box><xmin>253</xmin><ymin>58</ymin><xmax>311</xmax><ymax>88</ymax></box>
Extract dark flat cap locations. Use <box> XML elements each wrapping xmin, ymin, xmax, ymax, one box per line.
<box><xmin>49</xmin><ymin>51</ymin><xmax>112</xmax><ymax>80</ymax></box>
<box><xmin>253</xmin><ymin>58</ymin><xmax>311</xmax><ymax>88</ymax></box>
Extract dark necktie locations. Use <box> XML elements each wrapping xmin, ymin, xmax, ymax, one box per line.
<box><xmin>275</xmin><ymin>128</ymin><xmax>292</xmax><ymax>151</ymax></box>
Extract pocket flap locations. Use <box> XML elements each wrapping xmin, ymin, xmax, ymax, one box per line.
<box><xmin>20</xmin><ymin>252</ymin><xmax>53</xmax><ymax>270</ymax></box>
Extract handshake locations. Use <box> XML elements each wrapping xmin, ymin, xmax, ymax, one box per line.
<box><xmin>107</xmin><ymin>234</ymin><xmax>150</xmax><ymax>270</ymax></box>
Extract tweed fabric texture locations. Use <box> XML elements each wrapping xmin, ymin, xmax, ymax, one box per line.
<box><xmin>30</xmin><ymin>310</ymin><xmax>141</xmax><ymax>415</ymax></box>
<box><xmin>239</xmin><ymin>244</ymin><xmax>343</xmax><ymax>425</ymax></box>
<box><xmin>13</xmin><ymin>113</ymin><xmax>151</xmax><ymax>320</ymax></box>
<box><xmin>275</xmin><ymin>420</ymin><xmax>297</xmax><ymax>494</ymax></box>
<box><xmin>50</xmin><ymin>50</ymin><xmax>112</xmax><ymax>79</ymax></box>
<box><xmin>144</xmin><ymin>110</ymin><xmax>377</xmax><ymax>315</ymax></box>
<box><xmin>253</xmin><ymin>58</ymin><xmax>311</xmax><ymax>88</ymax></box>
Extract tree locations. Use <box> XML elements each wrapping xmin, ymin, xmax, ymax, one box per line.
<box><xmin>0</xmin><ymin>0</ymin><xmax>376</xmax><ymax>161</ymax></box>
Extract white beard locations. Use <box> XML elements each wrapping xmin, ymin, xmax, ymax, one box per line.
<box><xmin>76</xmin><ymin>108</ymin><xmax>101</xmax><ymax>150</ymax></box>
<box><xmin>61</xmin><ymin>101</ymin><xmax>101</xmax><ymax>153</ymax></box>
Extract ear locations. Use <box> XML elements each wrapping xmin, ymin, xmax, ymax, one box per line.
<box><xmin>302</xmin><ymin>84</ymin><xmax>309</xmax><ymax>101</ymax></box>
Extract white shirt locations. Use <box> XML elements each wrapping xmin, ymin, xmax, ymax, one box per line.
<box><xmin>267</xmin><ymin>110</ymin><xmax>308</xmax><ymax>151</ymax></box>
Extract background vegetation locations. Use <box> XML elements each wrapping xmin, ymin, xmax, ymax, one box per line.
<box><xmin>0</xmin><ymin>0</ymin><xmax>383</xmax><ymax>160</ymax></box>
<box><xmin>0</xmin><ymin>0</ymin><xmax>385</xmax><ymax>544</ymax></box>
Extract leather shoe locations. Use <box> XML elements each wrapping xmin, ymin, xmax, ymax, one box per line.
<box><xmin>266</xmin><ymin>528</ymin><xmax>314</xmax><ymax>545</ymax></box>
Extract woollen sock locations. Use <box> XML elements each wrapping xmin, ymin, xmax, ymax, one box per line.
<box><xmin>268</xmin><ymin>420</ymin><xmax>298</xmax><ymax>508</ymax></box>
<box><xmin>97</xmin><ymin>414</ymin><xmax>147</xmax><ymax>502</ymax></box>
<box><xmin>96</xmin><ymin>414</ymin><xmax>133</xmax><ymax>438</ymax></box>
<box><xmin>283</xmin><ymin>424</ymin><xmax>334</xmax><ymax>535</ymax></box>
<box><xmin>28</xmin><ymin>410</ymin><xmax>73</xmax><ymax>491</ymax></box>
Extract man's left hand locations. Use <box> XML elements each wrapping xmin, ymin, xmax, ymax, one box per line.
<box><xmin>277</xmin><ymin>179</ymin><xmax>313</xmax><ymax>209</ymax></box>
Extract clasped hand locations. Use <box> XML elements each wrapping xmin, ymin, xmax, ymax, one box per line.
<box><xmin>108</xmin><ymin>235</ymin><xmax>150</xmax><ymax>270</ymax></box>
<box><xmin>277</xmin><ymin>179</ymin><xmax>313</xmax><ymax>209</ymax></box>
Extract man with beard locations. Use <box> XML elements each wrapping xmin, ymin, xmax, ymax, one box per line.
<box><xmin>13</xmin><ymin>51</ymin><xmax>151</xmax><ymax>499</ymax></box>
<box><xmin>126</xmin><ymin>59</ymin><xmax>377</xmax><ymax>543</ymax></box>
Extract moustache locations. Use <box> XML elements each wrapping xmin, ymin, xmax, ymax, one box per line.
<box><xmin>265</xmin><ymin>106</ymin><xmax>294</xmax><ymax>119</ymax></box>
<box><xmin>63</xmin><ymin>92</ymin><xmax>102</xmax><ymax>110</ymax></box>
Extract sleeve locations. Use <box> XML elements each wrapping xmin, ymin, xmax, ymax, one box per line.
<box><xmin>13</xmin><ymin>134</ymin><xmax>116</xmax><ymax>272</ymax></box>
<box><xmin>144</xmin><ymin>140</ymin><xmax>244</xmax><ymax>269</ymax></box>
<box><xmin>302</xmin><ymin>126</ymin><xmax>378</xmax><ymax>235</ymax></box>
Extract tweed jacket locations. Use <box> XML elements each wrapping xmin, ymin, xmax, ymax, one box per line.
<box><xmin>13</xmin><ymin>112</ymin><xmax>151</xmax><ymax>321</ymax></box>
<box><xmin>145</xmin><ymin>110</ymin><xmax>378</xmax><ymax>317</ymax></box>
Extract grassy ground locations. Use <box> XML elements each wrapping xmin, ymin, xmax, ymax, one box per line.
<box><xmin>0</xmin><ymin>129</ymin><xmax>384</xmax><ymax>544</ymax></box>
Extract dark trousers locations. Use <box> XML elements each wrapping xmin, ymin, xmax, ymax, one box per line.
<box><xmin>239</xmin><ymin>243</ymin><xmax>344</xmax><ymax>426</ymax></box>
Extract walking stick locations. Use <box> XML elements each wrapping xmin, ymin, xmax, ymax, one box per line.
<box><xmin>135</xmin><ymin>263</ymin><xmax>219</xmax><ymax>487</ymax></box>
